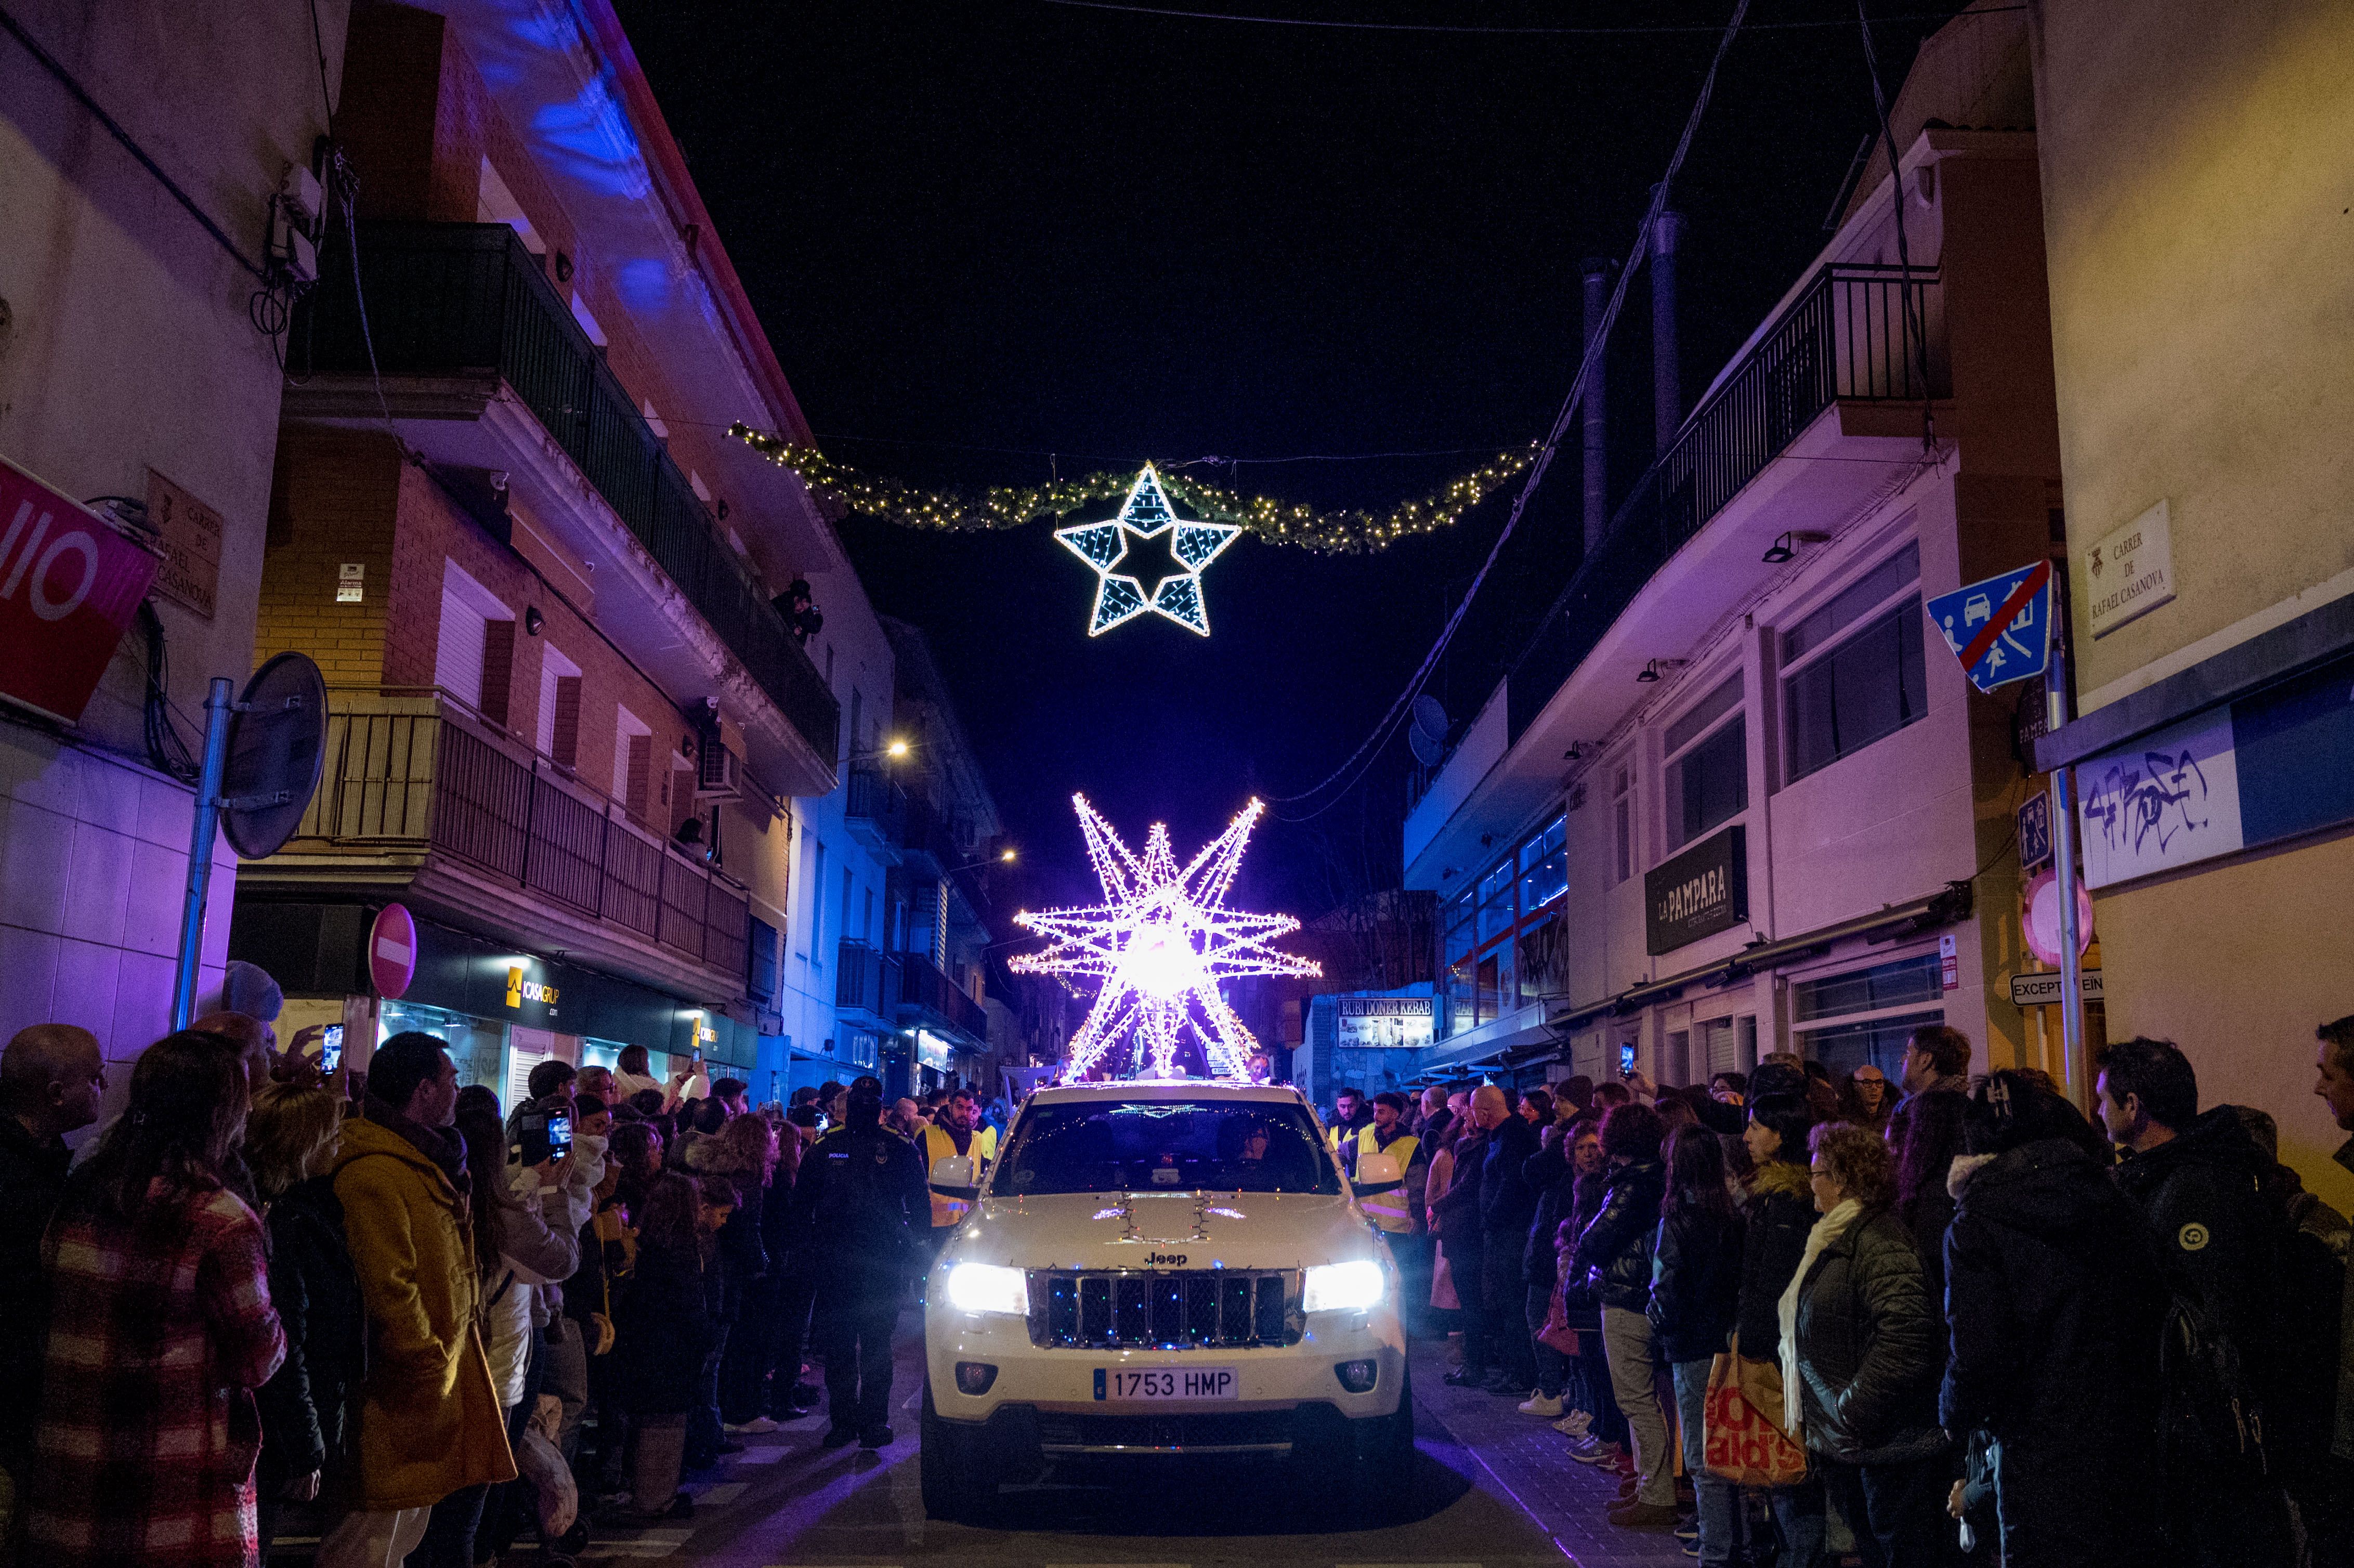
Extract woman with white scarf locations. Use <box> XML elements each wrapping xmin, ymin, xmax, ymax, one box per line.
<box><xmin>1782</xmin><ymin>1121</ymin><xmax>1947</xmax><ymax>1567</ymax></box>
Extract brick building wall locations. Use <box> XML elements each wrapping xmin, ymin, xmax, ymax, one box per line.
<box><xmin>262</xmin><ymin>426</ymin><xmax>701</xmax><ymax>834</ymax></box>
<box><xmin>335</xmin><ymin>2</ymin><xmax>768</xmax><ymax>579</ymax></box>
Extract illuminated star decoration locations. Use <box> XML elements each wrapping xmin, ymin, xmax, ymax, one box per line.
<box><xmin>1053</xmin><ymin>465</ymin><xmax>1241</xmax><ymax>636</ymax></box>
<box><xmin>1012</xmin><ymin>795</ymin><xmax>1320</xmax><ymax>1080</ymax></box>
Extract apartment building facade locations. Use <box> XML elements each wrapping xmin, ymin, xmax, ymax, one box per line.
<box><xmin>0</xmin><ymin>1</ymin><xmax>348</xmax><ymax>1104</ymax></box>
<box><xmin>2025</xmin><ymin>2</ymin><xmax>2354</xmax><ymax>1205</ymax></box>
<box><xmin>1404</xmin><ymin>10</ymin><xmax>2073</xmax><ymax>1098</ymax></box>
<box><xmin>227</xmin><ymin>0</ymin><xmax>847</xmax><ymax>1102</ymax></box>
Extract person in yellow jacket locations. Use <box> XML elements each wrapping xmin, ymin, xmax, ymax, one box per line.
<box><xmin>918</xmin><ymin>1086</ymin><xmax>998</xmax><ymax>1232</ymax></box>
<box><xmin>1358</xmin><ymin>1092</ymin><xmax>1434</xmax><ymax>1331</ymax></box>
<box><xmin>322</xmin><ymin>1035</ymin><xmax>515</xmax><ymax>1567</ymax></box>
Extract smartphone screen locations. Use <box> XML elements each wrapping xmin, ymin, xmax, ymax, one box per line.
<box><xmin>546</xmin><ymin>1111</ymin><xmax>572</xmax><ymax>1157</ymax></box>
<box><xmin>1618</xmin><ymin>1042</ymin><xmax>1637</xmax><ymax>1078</ymax></box>
<box><xmin>320</xmin><ymin>1024</ymin><xmax>345</xmax><ymax>1074</ymax></box>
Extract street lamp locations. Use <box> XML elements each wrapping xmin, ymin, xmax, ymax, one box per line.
<box><xmin>947</xmin><ymin>847</ymin><xmax>1017</xmax><ymax>873</ymax></box>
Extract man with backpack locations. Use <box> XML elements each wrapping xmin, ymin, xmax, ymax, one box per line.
<box><xmin>784</xmin><ymin>1084</ymin><xmax>928</xmax><ymax>1450</ymax></box>
<box><xmin>2099</xmin><ymin>1037</ymin><xmax>2298</xmax><ymax>1565</ymax></box>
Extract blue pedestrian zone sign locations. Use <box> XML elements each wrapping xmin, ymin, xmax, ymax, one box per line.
<box><xmin>1928</xmin><ymin>560</ymin><xmax>2052</xmax><ymax>693</ymax></box>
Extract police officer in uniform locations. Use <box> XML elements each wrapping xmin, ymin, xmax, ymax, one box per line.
<box><xmin>786</xmin><ymin>1083</ymin><xmax>928</xmax><ymax>1448</ymax></box>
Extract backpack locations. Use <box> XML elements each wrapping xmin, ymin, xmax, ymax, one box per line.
<box><xmin>2156</xmin><ymin>1280</ymin><xmax>2271</xmax><ymax>1481</ymax></box>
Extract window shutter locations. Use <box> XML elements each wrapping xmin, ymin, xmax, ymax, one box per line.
<box><xmin>552</xmin><ymin>677</ymin><xmax>581</xmax><ymax>767</ymax></box>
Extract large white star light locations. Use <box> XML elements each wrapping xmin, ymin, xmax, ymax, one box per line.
<box><xmin>1012</xmin><ymin>794</ymin><xmax>1320</xmax><ymax>1080</ymax></box>
<box><xmin>1054</xmin><ymin>465</ymin><xmax>1241</xmax><ymax>636</ymax></box>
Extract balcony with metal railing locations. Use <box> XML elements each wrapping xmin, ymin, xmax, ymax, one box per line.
<box><xmin>1505</xmin><ymin>264</ymin><xmax>1945</xmax><ymax>742</ymax></box>
<box><xmin>255</xmin><ymin>688</ymin><xmax>752</xmax><ymax>997</ymax></box>
<box><xmin>844</xmin><ymin>765</ymin><xmax>907</xmax><ymax>856</ymax></box>
<box><xmin>288</xmin><ymin>223</ymin><xmax>840</xmax><ymax>783</ymax></box>
<box><xmin>835</xmin><ymin>938</ymin><xmax>899</xmax><ymax>1020</ymax></box>
<box><xmin>896</xmin><ymin>948</ymin><xmax>989</xmax><ymax>1044</ymax></box>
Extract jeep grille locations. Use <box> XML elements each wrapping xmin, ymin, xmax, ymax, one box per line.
<box><xmin>1025</xmin><ymin>1269</ymin><xmax>1300</xmax><ymax>1350</ymax></box>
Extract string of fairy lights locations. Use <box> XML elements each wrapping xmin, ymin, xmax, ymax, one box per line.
<box><xmin>728</xmin><ymin>421</ymin><xmax>1533</xmax><ymax>555</ymax></box>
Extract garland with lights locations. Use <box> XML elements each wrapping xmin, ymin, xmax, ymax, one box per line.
<box><xmin>728</xmin><ymin>422</ymin><xmax>1533</xmax><ymax>555</ymax></box>
<box><xmin>1012</xmin><ymin>795</ymin><xmax>1320</xmax><ymax>1080</ymax></box>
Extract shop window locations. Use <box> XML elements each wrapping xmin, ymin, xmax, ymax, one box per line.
<box><xmin>1663</xmin><ymin>1030</ymin><xmax>1691</xmax><ymax>1087</ymax></box>
<box><xmin>1613</xmin><ymin>765</ymin><xmax>1633</xmax><ymax>884</ymax></box>
<box><xmin>1519</xmin><ymin>913</ymin><xmax>1563</xmax><ymax>1002</ymax></box>
<box><xmin>1443</xmin><ymin>892</ymin><xmax>1475</xmax><ymax>1038</ymax></box>
<box><xmin>1664</xmin><ymin>674</ymin><xmax>1746</xmax><ymax>850</ymax></box>
<box><xmin>1518</xmin><ymin>816</ymin><xmax>1568</xmax><ymax>912</ymax></box>
<box><xmin>1792</xmin><ymin>952</ymin><xmax>1942</xmax><ymax>1022</ymax></box>
<box><xmin>1783</xmin><ymin>542</ymin><xmax>1927</xmax><ymax>783</ymax></box>
<box><xmin>1804</xmin><ymin>1010</ymin><xmax>1944</xmax><ymax>1080</ymax></box>
<box><xmin>1475</xmin><ymin>952</ymin><xmax>1500</xmax><ymax>1025</ymax></box>
<box><xmin>1476</xmin><ymin>859</ymin><xmax>1515</xmax><ymax>944</ymax></box>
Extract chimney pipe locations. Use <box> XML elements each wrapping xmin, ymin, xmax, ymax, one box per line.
<box><xmin>1651</xmin><ymin>198</ymin><xmax>1685</xmax><ymax>453</ymax></box>
<box><xmin>1581</xmin><ymin>257</ymin><xmax>1615</xmax><ymax>555</ymax></box>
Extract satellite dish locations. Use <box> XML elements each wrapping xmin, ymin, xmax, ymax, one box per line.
<box><xmin>1411</xmin><ymin>694</ymin><xmax>1449</xmax><ymax>741</ymax></box>
<box><xmin>220</xmin><ymin>652</ymin><xmax>328</xmax><ymax>858</ymax></box>
<box><xmin>1408</xmin><ymin>725</ymin><xmax>1443</xmax><ymax>767</ymax></box>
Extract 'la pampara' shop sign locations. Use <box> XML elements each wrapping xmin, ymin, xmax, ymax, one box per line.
<box><xmin>1644</xmin><ymin>826</ymin><xmax>1748</xmax><ymax>956</ymax></box>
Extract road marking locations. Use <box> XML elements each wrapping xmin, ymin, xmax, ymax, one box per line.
<box><xmin>730</xmin><ymin>1443</ymin><xmax>791</xmax><ymax>1464</ymax></box>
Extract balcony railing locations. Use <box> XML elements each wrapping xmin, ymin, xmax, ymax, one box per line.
<box><xmin>835</xmin><ymin>938</ymin><xmax>899</xmax><ymax>1018</ymax></box>
<box><xmin>844</xmin><ymin>765</ymin><xmax>906</xmax><ymax>850</ymax></box>
<box><xmin>1505</xmin><ymin>264</ymin><xmax>1945</xmax><ymax>741</ymax></box>
<box><xmin>896</xmin><ymin>949</ymin><xmax>988</xmax><ymax>1043</ymax></box>
<box><xmin>292</xmin><ymin>689</ymin><xmax>751</xmax><ymax>985</ymax></box>
<box><xmin>292</xmin><ymin>223</ymin><xmax>840</xmax><ymax>766</ymax></box>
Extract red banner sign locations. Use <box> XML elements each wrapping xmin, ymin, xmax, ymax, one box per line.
<box><xmin>0</xmin><ymin>454</ymin><xmax>163</xmax><ymax>723</ymax></box>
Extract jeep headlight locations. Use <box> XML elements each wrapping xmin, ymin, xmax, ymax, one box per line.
<box><xmin>945</xmin><ymin>1261</ymin><xmax>1029</xmax><ymax>1316</ymax></box>
<box><xmin>1302</xmin><ymin>1258</ymin><xmax>1384</xmax><ymax>1313</ymax></box>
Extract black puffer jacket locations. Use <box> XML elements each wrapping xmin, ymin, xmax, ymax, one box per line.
<box><xmin>1568</xmin><ymin>1157</ymin><xmax>1665</xmax><ymax>1313</ymax></box>
<box><xmin>1942</xmin><ymin>1139</ymin><xmax>2164</xmax><ymax>1556</ymax></box>
<box><xmin>1734</xmin><ymin>1160</ymin><xmax>1814</xmax><ymax>1361</ymax></box>
<box><xmin>255</xmin><ymin>1177</ymin><xmax>366</xmax><ymax>1494</ymax></box>
<box><xmin>1479</xmin><ymin>1113</ymin><xmax>1540</xmax><ymax>1239</ymax></box>
<box><xmin>1648</xmin><ymin>1204</ymin><xmax>1745</xmax><ymax>1364</ymax></box>
<box><xmin>1522</xmin><ymin>1135</ymin><xmax>1573</xmax><ymax>1285</ymax></box>
<box><xmin>1789</xmin><ymin>1204</ymin><xmax>1946</xmax><ymax>1465</ymax></box>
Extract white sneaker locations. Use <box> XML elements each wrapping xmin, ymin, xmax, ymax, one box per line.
<box><xmin>1517</xmin><ymin>1391</ymin><xmax>1565</xmax><ymax>1417</ymax></box>
<box><xmin>1553</xmin><ymin>1409</ymin><xmax>1593</xmax><ymax>1436</ymax></box>
<box><xmin>726</xmin><ymin>1416</ymin><xmax>780</xmax><ymax>1435</ymax></box>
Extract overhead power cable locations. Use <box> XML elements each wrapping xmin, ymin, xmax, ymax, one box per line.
<box><xmin>1264</xmin><ymin>0</ymin><xmax>1756</xmax><ymax>820</ymax></box>
<box><xmin>1042</xmin><ymin>0</ymin><xmax>2011</xmax><ymax>36</ymax></box>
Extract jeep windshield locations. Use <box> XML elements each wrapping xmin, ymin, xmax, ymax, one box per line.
<box><xmin>996</xmin><ymin>1099</ymin><xmax>1342</xmax><ymax>1196</ymax></box>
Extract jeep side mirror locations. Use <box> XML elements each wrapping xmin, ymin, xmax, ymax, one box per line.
<box><xmin>1354</xmin><ymin>1151</ymin><xmax>1404</xmax><ymax>1196</ymax></box>
<box><xmin>930</xmin><ymin>1154</ymin><xmax>980</xmax><ymax>1202</ymax></box>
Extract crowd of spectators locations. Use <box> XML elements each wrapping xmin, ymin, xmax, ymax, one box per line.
<box><xmin>0</xmin><ymin>989</ymin><xmax>997</xmax><ymax>1567</ymax></box>
<box><xmin>1337</xmin><ymin>1014</ymin><xmax>2354</xmax><ymax>1566</ymax></box>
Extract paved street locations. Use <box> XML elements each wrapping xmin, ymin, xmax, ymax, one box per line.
<box><xmin>562</xmin><ymin>1322</ymin><xmax>1685</xmax><ymax>1568</ymax></box>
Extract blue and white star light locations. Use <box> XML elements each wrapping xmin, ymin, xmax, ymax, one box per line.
<box><xmin>1012</xmin><ymin>795</ymin><xmax>1319</xmax><ymax>1080</ymax></box>
<box><xmin>1053</xmin><ymin>465</ymin><xmax>1241</xmax><ymax>636</ymax></box>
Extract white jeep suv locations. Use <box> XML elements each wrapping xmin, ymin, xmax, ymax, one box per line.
<box><xmin>919</xmin><ymin>1079</ymin><xmax>1411</xmax><ymax>1520</ymax></box>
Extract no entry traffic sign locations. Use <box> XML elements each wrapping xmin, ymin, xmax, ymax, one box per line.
<box><xmin>1929</xmin><ymin>560</ymin><xmax>2052</xmax><ymax>693</ymax></box>
<box><xmin>370</xmin><ymin>903</ymin><xmax>416</xmax><ymax>999</ymax></box>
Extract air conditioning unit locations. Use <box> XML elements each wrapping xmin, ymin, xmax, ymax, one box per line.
<box><xmin>694</xmin><ymin>741</ymin><xmax>742</xmax><ymax>800</ymax></box>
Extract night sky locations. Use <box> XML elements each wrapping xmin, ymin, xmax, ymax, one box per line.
<box><xmin>614</xmin><ymin>0</ymin><xmax>1970</xmax><ymax>924</ymax></box>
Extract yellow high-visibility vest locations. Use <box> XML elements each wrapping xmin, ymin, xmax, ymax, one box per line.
<box><xmin>921</xmin><ymin>1120</ymin><xmax>998</xmax><ymax>1229</ymax></box>
<box><xmin>1356</xmin><ymin>1126</ymin><xmax>1418</xmax><ymax>1234</ymax></box>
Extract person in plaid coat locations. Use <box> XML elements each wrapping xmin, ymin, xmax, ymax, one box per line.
<box><xmin>28</xmin><ymin>1028</ymin><xmax>287</xmax><ymax>1567</ymax></box>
